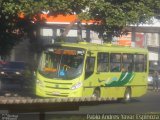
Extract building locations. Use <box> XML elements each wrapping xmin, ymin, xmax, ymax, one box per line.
<box><xmin>10</xmin><ymin>14</ymin><xmax>160</xmax><ymax>71</ymax></box>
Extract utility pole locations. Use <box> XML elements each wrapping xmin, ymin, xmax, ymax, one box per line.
<box><xmin>131</xmin><ymin>27</ymin><xmax>136</xmax><ymax>47</ymax></box>
<box><xmin>77</xmin><ymin>20</ymin><xmax>83</xmax><ymax>42</ymax></box>
<box><xmin>86</xmin><ymin>28</ymin><xmax>90</xmax><ymax>42</ymax></box>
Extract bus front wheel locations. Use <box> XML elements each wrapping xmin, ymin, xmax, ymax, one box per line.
<box><xmin>92</xmin><ymin>88</ymin><xmax>100</xmax><ymax>98</ymax></box>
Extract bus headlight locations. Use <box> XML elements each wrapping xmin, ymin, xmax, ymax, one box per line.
<box><xmin>37</xmin><ymin>79</ymin><xmax>44</xmax><ymax>87</ymax></box>
<box><xmin>71</xmin><ymin>82</ymin><xmax>82</xmax><ymax>90</ymax></box>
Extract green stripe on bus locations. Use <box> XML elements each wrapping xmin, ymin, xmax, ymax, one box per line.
<box><xmin>105</xmin><ymin>72</ymin><xmax>135</xmax><ymax>87</ymax></box>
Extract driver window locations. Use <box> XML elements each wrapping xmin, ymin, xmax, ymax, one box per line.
<box><xmin>85</xmin><ymin>57</ymin><xmax>95</xmax><ymax>79</ymax></box>
<box><xmin>43</xmin><ymin>53</ymin><xmax>57</xmax><ymax>72</ymax></box>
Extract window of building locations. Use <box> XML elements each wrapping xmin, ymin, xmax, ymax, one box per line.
<box><xmin>40</xmin><ymin>28</ymin><xmax>53</xmax><ymax>36</ymax></box>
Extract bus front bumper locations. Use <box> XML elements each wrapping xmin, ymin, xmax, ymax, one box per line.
<box><xmin>36</xmin><ymin>85</ymin><xmax>83</xmax><ymax>98</ymax></box>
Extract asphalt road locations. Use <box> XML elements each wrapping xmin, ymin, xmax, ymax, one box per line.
<box><xmin>1</xmin><ymin>89</ymin><xmax>160</xmax><ymax>120</ymax></box>
<box><xmin>52</xmin><ymin>89</ymin><xmax>160</xmax><ymax>114</ymax></box>
<box><xmin>45</xmin><ymin>89</ymin><xmax>160</xmax><ymax>120</ymax></box>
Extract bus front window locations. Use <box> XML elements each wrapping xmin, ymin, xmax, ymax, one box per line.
<box><xmin>38</xmin><ymin>48</ymin><xmax>85</xmax><ymax>79</ymax></box>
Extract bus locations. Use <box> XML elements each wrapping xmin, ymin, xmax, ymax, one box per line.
<box><xmin>36</xmin><ymin>42</ymin><xmax>148</xmax><ymax>102</ymax></box>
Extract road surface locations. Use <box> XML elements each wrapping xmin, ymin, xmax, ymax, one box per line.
<box><xmin>1</xmin><ymin>89</ymin><xmax>160</xmax><ymax>120</ymax></box>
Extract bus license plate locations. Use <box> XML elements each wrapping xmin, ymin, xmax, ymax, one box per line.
<box><xmin>53</xmin><ymin>91</ymin><xmax>60</xmax><ymax>95</ymax></box>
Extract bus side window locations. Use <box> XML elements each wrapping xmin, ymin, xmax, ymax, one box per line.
<box><xmin>85</xmin><ymin>57</ymin><xmax>95</xmax><ymax>79</ymax></box>
<box><xmin>144</xmin><ymin>55</ymin><xmax>147</xmax><ymax>72</ymax></box>
<box><xmin>110</xmin><ymin>53</ymin><xmax>121</xmax><ymax>72</ymax></box>
<box><xmin>134</xmin><ymin>54</ymin><xmax>145</xmax><ymax>72</ymax></box>
<box><xmin>97</xmin><ymin>53</ymin><xmax>109</xmax><ymax>72</ymax></box>
<box><xmin>122</xmin><ymin>54</ymin><xmax>133</xmax><ymax>72</ymax></box>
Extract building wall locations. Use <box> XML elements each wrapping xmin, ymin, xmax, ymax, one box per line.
<box><xmin>9</xmin><ymin>23</ymin><xmax>160</xmax><ymax>71</ymax></box>
<box><xmin>39</xmin><ymin>26</ymin><xmax>103</xmax><ymax>44</ymax></box>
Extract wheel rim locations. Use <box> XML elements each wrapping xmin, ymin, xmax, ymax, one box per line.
<box><xmin>125</xmin><ymin>92</ymin><xmax>130</xmax><ymax>101</ymax></box>
<box><xmin>124</xmin><ymin>89</ymin><xmax>131</xmax><ymax>102</ymax></box>
<box><xmin>92</xmin><ymin>89</ymin><xmax>100</xmax><ymax>98</ymax></box>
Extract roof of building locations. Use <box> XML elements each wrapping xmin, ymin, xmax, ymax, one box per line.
<box><xmin>39</xmin><ymin>14</ymin><xmax>96</xmax><ymax>25</ymax></box>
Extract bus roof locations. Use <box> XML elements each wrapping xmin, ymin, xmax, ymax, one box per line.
<box><xmin>46</xmin><ymin>42</ymin><xmax>148</xmax><ymax>53</ymax></box>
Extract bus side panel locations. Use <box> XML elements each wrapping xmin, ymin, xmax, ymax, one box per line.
<box><xmin>99</xmin><ymin>72</ymin><xmax>148</xmax><ymax>98</ymax></box>
<box><xmin>99</xmin><ymin>72</ymin><xmax>126</xmax><ymax>98</ymax></box>
<box><xmin>129</xmin><ymin>73</ymin><xmax>148</xmax><ymax>86</ymax></box>
<box><xmin>82</xmin><ymin>87</ymin><xmax>94</xmax><ymax>97</ymax></box>
<box><xmin>101</xmin><ymin>87</ymin><xmax>125</xmax><ymax>98</ymax></box>
<box><xmin>131</xmin><ymin>86</ymin><xmax>147</xmax><ymax>97</ymax></box>
<box><xmin>128</xmin><ymin>73</ymin><xmax>148</xmax><ymax>97</ymax></box>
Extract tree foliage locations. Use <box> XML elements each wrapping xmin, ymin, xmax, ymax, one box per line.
<box><xmin>0</xmin><ymin>0</ymin><xmax>160</xmax><ymax>56</ymax></box>
<box><xmin>78</xmin><ymin>0</ymin><xmax>160</xmax><ymax>42</ymax></box>
<box><xmin>0</xmin><ymin>0</ymin><xmax>79</xmax><ymax>56</ymax></box>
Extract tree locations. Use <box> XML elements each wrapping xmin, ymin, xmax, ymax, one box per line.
<box><xmin>0</xmin><ymin>0</ymin><xmax>35</xmax><ymax>56</ymax></box>
<box><xmin>0</xmin><ymin>0</ymin><xmax>85</xmax><ymax>56</ymax></box>
<box><xmin>78</xmin><ymin>0</ymin><xmax>160</xmax><ymax>42</ymax></box>
<box><xmin>22</xmin><ymin>0</ymin><xmax>160</xmax><ymax>42</ymax></box>
<box><xmin>0</xmin><ymin>0</ymin><xmax>160</xmax><ymax>57</ymax></box>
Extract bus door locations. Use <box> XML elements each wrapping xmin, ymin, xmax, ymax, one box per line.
<box><xmin>83</xmin><ymin>51</ymin><xmax>97</xmax><ymax>97</ymax></box>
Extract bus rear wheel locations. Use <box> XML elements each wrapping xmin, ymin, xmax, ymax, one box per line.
<box><xmin>92</xmin><ymin>88</ymin><xmax>100</xmax><ymax>98</ymax></box>
<box><xmin>118</xmin><ymin>87</ymin><xmax>131</xmax><ymax>103</ymax></box>
<box><xmin>123</xmin><ymin>88</ymin><xmax>131</xmax><ymax>103</ymax></box>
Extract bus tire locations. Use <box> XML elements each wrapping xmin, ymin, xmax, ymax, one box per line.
<box><xmin>92</xmin><ymin>88</ymin><xmax>100</xmax><ymax>98</ymax></box>
<box><xmin>123</xmin><ymin>87</ymin><xmax>131</xmax><ymax>103</ymax></box>
<box><xmin>117</xmin><ymin>87</ymin><xmax>131</xmax><ymax>103</ymax></box>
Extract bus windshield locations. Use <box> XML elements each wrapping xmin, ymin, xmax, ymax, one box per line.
<box><xmin>38</xmin><ymin>47</ymin><xmax>85</xmax><ymax>80</ymax></box>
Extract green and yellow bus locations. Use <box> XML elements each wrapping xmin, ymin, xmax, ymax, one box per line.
<box><xmin>36</xmin><ymin>42</ymin><xmax>148</xmax><ymax>102</ymax></box>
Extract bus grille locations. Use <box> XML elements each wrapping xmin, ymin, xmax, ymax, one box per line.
<box><xmin>44</xmin><ymin>81</ymin><xmax>72</xmax><ymax>89</ymax></box>
<box><xmin>44</xmin><ymin>81</ymin><xmax>72</xmax><ymax>97</ymax></box>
